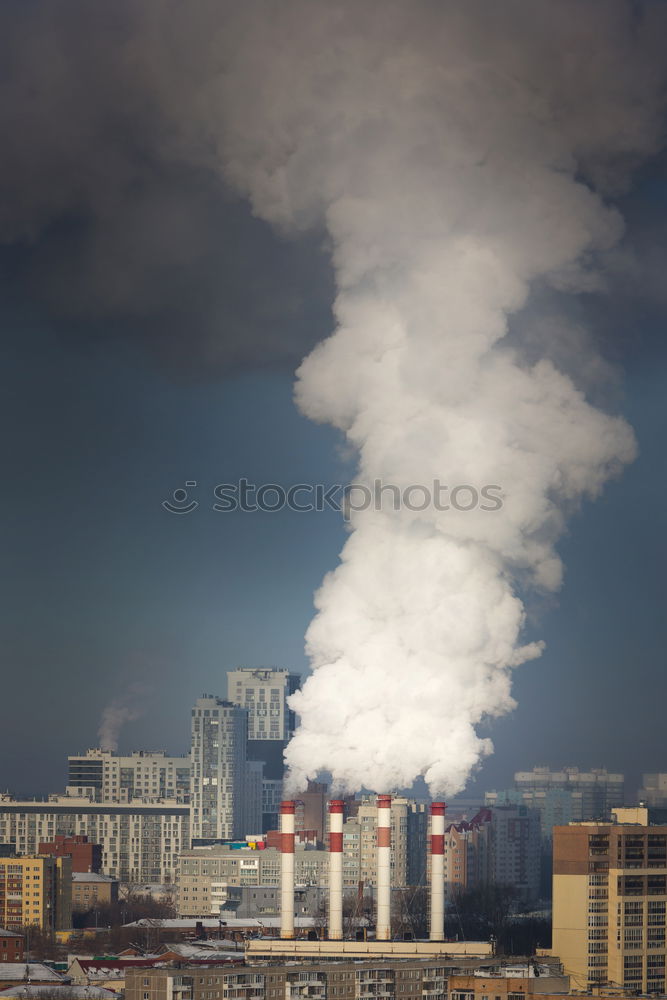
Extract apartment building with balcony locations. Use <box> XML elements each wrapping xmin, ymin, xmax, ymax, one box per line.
<box><xmin>0</xmin><ymin>855</ymin><xmax>71</xmax><ymax>932</ymax></box>
<box><xmin>125</xmin><ymin>961</ymin><xmax>446</xmax><ymax>1000</ymax></box>
<box><xmin>552</xmin><ymin>807</ymin><xmax>667</xmax><ymax>993</ymax></box>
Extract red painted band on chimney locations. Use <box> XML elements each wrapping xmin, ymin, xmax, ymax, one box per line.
<box><xmin>329</xmin><ymin>832</ymin><xmax>343</xmax><ymax>852</ymax></box>
<box><xmin>329</xmin><ymin>800</ymin><xmax>345</xmax><ymax>813</ymax></box>
<box><xmin>431</xmin><ymin>834</ymin><xmax>445</xmax><ymax>855</ymax></box>
<box><xmin>281</xmin><ymin>833</ymin><xmax>295</xmax><ymax>853</ymax></box>
<box><xmin>377</xmin><ymin>827</ymin><xmax>391</xmax><ymax>848</ymax></box>
<box><xmin>431</xmin><ymin>802</ymin><xmax>446</xmax><ymax>815</ymax></box>
<box><xmin>280</xmin><ymin>801</ymin><xmax>296</xmax><ymax>814</ymax></box>
<box><xmin>377</xmin><ymin>795</ymin><xmax>392</xmax><ymax>808</ymax></box>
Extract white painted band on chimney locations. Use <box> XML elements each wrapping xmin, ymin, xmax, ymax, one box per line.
<box><xmin>328</xmin><ymin>800</ymin><xmax>344</xmax><ymax>940</ymax></box>
<box><xmin>280</xmin><ymin>801</ymin><xmax>296</xmax><ymax>940</ymax></box>
<box><xmin>376</xmin><ymin>794</ymin><xmax>392</xmax><ymax>941</ymax></box>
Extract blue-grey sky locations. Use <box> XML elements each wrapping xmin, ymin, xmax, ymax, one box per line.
<box><xmin>1</xmin><ymin>0</ymin><xmax>666</xmax><ymax>803</ymax></box>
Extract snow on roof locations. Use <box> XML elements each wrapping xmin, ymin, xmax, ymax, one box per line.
<box><xmin>0</xmin><ymin>930</ymin><xmax>22</xmax><ymax>938</ymax></box>
<box><xmin>0</xmin><ymin>988</ymin><xmax>118</xmax><ymax>999</ymax></box>
<box><xmin>124</xmin><ymin>917</ymin><xmax>316</xmax><ymax>929</ymax></box>
<box><xmin>72</xmin><ymin>873</ymin><xmax>115</xmax><ymax>883</ymax></box>
<box><xmin>0</xmin><ymin>966</ymin><xmax>63</xmax><ymax>983</ymax></box>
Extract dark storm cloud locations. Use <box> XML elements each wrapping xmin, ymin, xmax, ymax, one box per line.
<box><xmin>0</xmin><ymin>0</ymin><xmax>333</xmax><ymax>374</ymax></box>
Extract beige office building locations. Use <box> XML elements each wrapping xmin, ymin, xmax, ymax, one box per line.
<box><xmin>552</xmin><ymin>807</ymin><xmax>667</xmax><ymax>993</ymax></box>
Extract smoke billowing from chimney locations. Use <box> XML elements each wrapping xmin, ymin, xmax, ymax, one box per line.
<box><xmin>3</xmin><ymin>2</ymin><xmax>665</xmax><ymax>796</ymax></box>
<box><xmin>96</xmin><ymin>684</ymin><xmax>151</xmax><ymax>752</ymax></box>
<box><xmin>197</xmin><ymin>0</ymin><xmax>665</xmax><ymax>796</ymax></box>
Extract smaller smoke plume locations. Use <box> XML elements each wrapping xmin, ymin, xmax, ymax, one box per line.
<box><xmin>97</xmin><ymin>683</ymin><xmax>151</xmax><ymax>752</ymax></box>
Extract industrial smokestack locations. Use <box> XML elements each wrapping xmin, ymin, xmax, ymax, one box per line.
<box><xmin>376</xmin><ymin>794</ymin><xmax>392</xmax><ymax>941</ymax></box>
<box><xmin>429</xmin><ymin>801</ymin><xmax>446</xmax><ymax>941</ymax></box>
<box><xmin>280</xmin><ymin>800</ymin><xmax>296</xmax><ymax>940</ymax></box>
<box><xmin>328</xmin><ymin>799</ymin><xmax>345</xmax><ymax>940</ymax></box>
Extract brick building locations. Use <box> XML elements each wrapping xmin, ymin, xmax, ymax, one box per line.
<box><xmin>0</xmin><ymin>931</ymin><xmax>23</xmax><ymax>964</ymax></box>
<box><xmin>38</xmin><ymin>834</ymin><xmax>102</xmax><ymax>873</ymax></box>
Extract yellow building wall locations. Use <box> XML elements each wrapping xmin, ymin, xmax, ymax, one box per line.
<box><xmin>552</xmin><ymin>872</ymin><xmax>590</xmax><ymax>987</ymax></box>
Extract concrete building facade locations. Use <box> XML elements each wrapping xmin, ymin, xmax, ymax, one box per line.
<box><xmin>226</xmin><ymin>669</ymin><xmax>301</xmax><ymax>832</ymax></box>
<box><xmin>126</xmin><ymin>960</ymin><xmax>447</xmax><ymax>1000</ymax></box>
<box><xmin>190</xmin><ymin>696</ymin><xmax>261</xmax><ymax>842</ymax></box>
<box><xmin>514</xmin><ymin>767</ymin><xmax>624</xmax><ymax>822</ymax></box>
<box><xmin>0</xmin><ymin>795</ymin><xmax>189</xmax><ymax>884</ymax></box>
<box><xmin>552</xmin><ymin>808</ymin><xmax>667</xmax><ymax>993</ymax></box>
<box><xmin>67</xmin><ymin>749</ymin><xmax>190</xmax><ymax>803</ymax></box>
<box><xmin>177</xmin><ymin>844</ymin><xmax>336</xmax><ymax>917</ymax></box>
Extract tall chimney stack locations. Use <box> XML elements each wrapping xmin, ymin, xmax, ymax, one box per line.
<box><xmin>429</xmin><ymin>801</ymin><xmax>446</xmax><ymax>941</ymax></box>
<box><xmin>328</xmin><ymin>799</ymin><xmax>345</xmax><ymax>940</ymax></box>
<box><xmin>280</xmin><ymin>800</ymin><xmax>296</xmax><ymax>939</ymax></box>
<box><xmin>376</xmin><ymin>794</ymin><xmax>392</xmax><ymax>941</ymax></box>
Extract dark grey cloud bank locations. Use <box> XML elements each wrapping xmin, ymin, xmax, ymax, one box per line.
<box><xmin>2</xmin><ymin>0</ymin><xmax>667</xmax><ymax>794</ymax></box>
<box><xmin>1</xmin><ymin>0</ymin><xmax>666</xmax><ymax>379</ymax></box>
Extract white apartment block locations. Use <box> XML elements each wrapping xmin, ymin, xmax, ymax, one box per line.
<box><xmin>190</xmin><ymin>696</ymin><xmax>261</xmax><ymax>841</ymax></box>
<box><xmin>227</xmin><ymin>668</ymin><xmax>300</xmax><ymax>742</ymax></box>
<box><xmin>67</xmin><ymin>748</ymin><xmax>191</xmax><ymax>803</ymax></box>
<box><xmin>0</xmin><ymin>794</ymin><xmax>189</xmax><ymax>884</ymax></box>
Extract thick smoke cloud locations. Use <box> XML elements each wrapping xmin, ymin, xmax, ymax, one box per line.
<box><xmin>187</xmin><ymin>0</ymin><xmax>664</xmax><ymax>795</ymax></box>
<box><xmin>2</xmin><ymin>1</ymin><xmax>666</xmax><ymax>793</ymax></box>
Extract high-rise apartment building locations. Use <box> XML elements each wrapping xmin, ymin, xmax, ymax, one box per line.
<box><xmin>343</xmin><ymin>796</ymin><xmax>427</xmax><ymax>888</ymax></box>
<box><xmin>67</xmin><ymin>748</ymin><xmax>191</xmax><ymax>803</ymax></box>
<box><xmin>639</xmin><ymin>774</ymin><xmax>667</xmax><ymax>809</ymax></box>
<box><xmin>486</xmin><ymin>787</ymin><xmax>580</xmax><ymax>840</ymax></box>
<box><xmin>552</xmin><ymin>808</ymin><xmax>667</xmax><ymax>992</ymax></box>
<box><xmin>0</xmin><ymin>794</ymin><xmax>188</xmax><ymax>883</ymax></box>
<box><xmin>227</xmin><ymin>668</ymin><xmax>300</xmax><ymax>742</ymax></box>
<box><xmin>190</xmin><ymin>695</ymin><xmax>261</xmax><ymax>841</ymax></box>
<box><xmin>0</xmin><ymin>855</ymin><xmax>71</xmax><ymax>932</ymax></box>
<box><xmin>227</xmin><ymin>669</ymin><xmax>301</xmax><ymax>831</ymax></box>
<box><xmin>514</xmin><ymin>767</ymin><xmax>624</xmax><ymax>822</ymax></box>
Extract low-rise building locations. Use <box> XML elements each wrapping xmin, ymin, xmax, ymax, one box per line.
<box><xmin>126</xmin><ymin>960</ymin><xmax>447</xmax><ymax>1000</ymax></box>
<box><xmin>0</xmin><ymin>931</ymin><xmax>22</xmax><ymax>964</ymax></box>
<box><xmin>0</xmin><ymin>965</ymin><xmax>64</xmax><ymax>990</ymax></box>
<box><xmin>177</xmin><ymin>844</ymin><xmax>331</xmax><ymax>917</ymax></box>
<box><xmin>71</xmin><ymin>871</ymin><xmax>119</xmax><ymax>910</ymax></box>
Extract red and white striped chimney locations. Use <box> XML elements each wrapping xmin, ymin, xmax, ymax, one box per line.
<box><xmin>429</xmin><ymin>801</ymin><xmax>446</xmax><ymax>941</ymax></box>
<box><xmin>328</xmin><ymin>799</ymin><xmax>345</xmax><ymax>940</ymax></box>
<box><xmin>280</xmin><ymin>800</ymin><xmax>296</xmax><ymax>940</ymax></box>
<box><xmin>376</xmin><ymin>794</ymin><xmax>392</xmax><ymax>941</ymax></box>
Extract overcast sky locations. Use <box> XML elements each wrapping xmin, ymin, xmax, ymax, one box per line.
<box><xmin>1</xmin><ymin>1</ymin><xmax>666</xmax><ymax>801</ymax></box>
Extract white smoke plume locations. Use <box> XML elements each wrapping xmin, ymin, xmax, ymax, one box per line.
<box><xmin>183</xmin><ymin>0</ymin><xmax>664</xmax><ymax>796</ymax></box>
<box><xmin>4</xmin><ymin>1</ymin><xmax>664</xmax><ymax>795</ymax></box>
<box><xmin>97</xmin><ymin>684</ymin><xmax>151</xmax><ymax>753</ymax></box>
